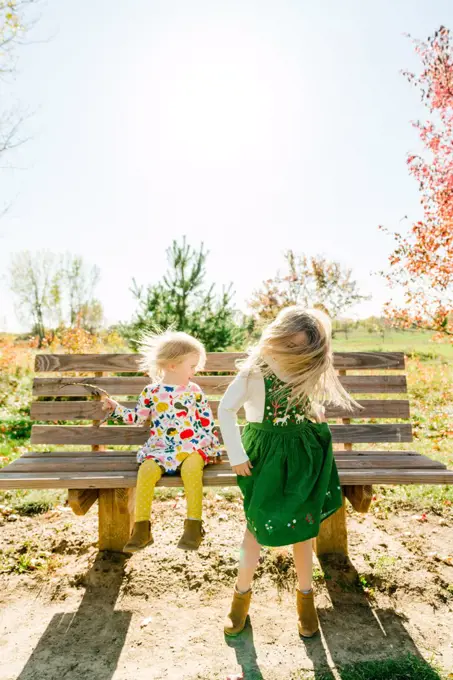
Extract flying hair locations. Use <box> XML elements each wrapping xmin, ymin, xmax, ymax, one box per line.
<box><xmin>239</xmin><ymin>306</ymin><xmax>361</xmax><ymax>411</ymax></box>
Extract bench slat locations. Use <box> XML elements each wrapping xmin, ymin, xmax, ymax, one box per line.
<box><xmin>4</xmin><ymin>453</ymin><xmax>444</xmax><ymax>473</ymax></box>
<box><xmin>17</xmin><ymin>449</ymin><xmax>426</xmax><ymax>460</ymax></box>
<box><xmin>33</xmin><ymin>376</ymin><xmax>229</xmax><ymax>396</ymax></box>
<box><xmin>33</xmin><ymin>353</ymin><xmax>246</xmax><ymax>374</ymax></box>
<box><xmin>32</xmin><ymin>375</ymin><xmax>408</xmax><ymax>397</ymax></box>
<box><xmin>337</xmin><ymin>469</ymin><xmax>453</xmax><ymax>485</ymax></box>
<box><xmin>1</xmin><ymin>467</ymin><xmax>452</xmax><ymax>489</ymax></box>
<box><xmin>30</xmin><ymin>423</ymin><xmax>413</xmax><ymax>445</ymax></box>
<box><xmin>35</xmin><ymin>352</ymin><xmax>405</xmax><ymax>373</ymax></box>
<box><xmin>30</xmin><ymin>399</ymin><xmax>411</xmax><ymax>421</ymax></box>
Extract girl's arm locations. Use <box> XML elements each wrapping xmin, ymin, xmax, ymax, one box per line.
<box><xmin>218</xmin><ymin>373</ymin><xmax>251</xmax><ymax>468</ymax></box>
<box><xmin>101</xmin><ymin>386</ymin><xmax>153</xmax><ymax>426</ymax></box>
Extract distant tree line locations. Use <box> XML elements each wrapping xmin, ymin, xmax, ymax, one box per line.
<box><xmin>9</xmin><ymin>237</ymin><xmax>370</xmax><ymax>351</ymax></box>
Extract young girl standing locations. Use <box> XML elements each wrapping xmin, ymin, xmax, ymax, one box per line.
<box><xmin>218</xmin><ymin>306</ymin><xmax>359</xmax><ymax>638</ymax></box>
<box><xmin>102</xmin><ymin>331</ymin><xmax>221</xmax><ymax>553</ymax></box>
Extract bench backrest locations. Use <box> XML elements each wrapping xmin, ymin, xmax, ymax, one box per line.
<box><xmin>30</xmin><ymin>352</ymin><xmax>412</xmax><ymax>451</ymax></box>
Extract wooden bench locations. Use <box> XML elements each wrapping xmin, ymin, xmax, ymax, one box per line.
<box><xmin>1</xmin><ymin>351</ymin><xmax>452</xmax><ymax>555</ymax></box>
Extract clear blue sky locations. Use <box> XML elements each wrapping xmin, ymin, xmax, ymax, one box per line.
<box><xmin>1</xmin><ymin>0</ymin><xmax>452</xmax><ymax>331</ymax></box>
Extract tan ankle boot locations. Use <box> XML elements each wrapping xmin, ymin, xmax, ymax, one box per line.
<box><xmin>224</xmin><ymin>588</ymin><xmax>252</xmax><ymax>637</ymax></box>
<box><xmin>123</xmin><ymin>521</ymin><xmax>153</xmax><ymax>553</ymax></box>
<box><xmin>177</xmin><ymin>519</ymin><xmax>205</xmax><ymax>551</ymax></box>
<box><xmin>297</xmin><ymin>589</ymin><xmax>319</xmax><ymax>638</ymax></box>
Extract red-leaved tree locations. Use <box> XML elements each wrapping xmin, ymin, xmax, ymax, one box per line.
<box><xmin>382</xmin><ymin>26</ymin><xmax>453</xmax><ymax>338</ymax></box>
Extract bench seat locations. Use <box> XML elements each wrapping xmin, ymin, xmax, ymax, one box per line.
<box><xmin>1</xmin><ymin>450</ymin><xmax>451</xmax><ymax>489</ymax></box>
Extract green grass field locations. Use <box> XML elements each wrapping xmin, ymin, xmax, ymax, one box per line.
<box><xmin>308</xmin><ymin>653</ymin><xmax>447</xmax><ymax>680</ymax></box>
<box><xmin>332</xmin><ymin>328</ymin><xmax>453</xmax><ymax>361</ymax></box>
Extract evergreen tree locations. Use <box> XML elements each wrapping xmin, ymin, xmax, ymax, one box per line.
<box><xmin>122</xmin><ymin>237</ymin><xmax>248</xmax><ymax>352</ymax></box>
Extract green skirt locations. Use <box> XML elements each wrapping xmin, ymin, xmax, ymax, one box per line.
<box><xmin>237</xmin><ymin>420</ymin><xmax>342</xmax><ymax>547</ymax></box>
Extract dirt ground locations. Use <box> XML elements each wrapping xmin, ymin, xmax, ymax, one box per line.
<box><xmin>0</xmin><ymin>493</ymin><xmax>452</xmax><ymax>680</ymax></box>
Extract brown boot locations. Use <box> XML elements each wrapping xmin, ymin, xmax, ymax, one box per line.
<box><xmin>177</xmin><ymin>519</ymin><xmax>205</xmax><ymax>551</ymax></box>
<box><xmin>297</xmin><ymin>589</ymin><xmax>319</xmax><ymax>638</ymax></box>
<box><xmin>224</xmin><ymin>588</ymin><xmax>252</xmax><ymax>637</ymax></box>
<box><xmin>123</xmin><ymin>521</ymin><xmax>153</xmax><ymax>553</ymax></box>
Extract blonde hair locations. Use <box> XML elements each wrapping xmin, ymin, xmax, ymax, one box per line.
<box><xmin>138</xmin><ymin>330</ymin><xmax>206</xmax><ymax>380</ymax></box>
<box><xmin>241</xmin><ymin>306</ymin><xmax>360</xmax><ymax>411</ymax></box>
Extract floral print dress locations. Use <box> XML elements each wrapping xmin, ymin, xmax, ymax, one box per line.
<box><xmin>112</xmin><ymin>382</ymin><xmax>221</xmax><ymax>473</ymax></box>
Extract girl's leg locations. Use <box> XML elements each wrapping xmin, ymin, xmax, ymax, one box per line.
<box><xmin>293</xmin><ymin>539</ymin><xmax>313</xmax><ymax>591</ymax></box>
<box><xmin>180</xmin><ymin>452</ymin><xmax>204</xmax><ymax>520</ymax></box>
<box><xmin>236</xmin><ymin>528</ymin><xmax>261</xmax><ymax>593</ymax></box>
<box><xmin>124</xmin><ymin>459</ymin><xmax>162</xmax><ymax>553</ymax></box>
<box><xmin>293</xmin><ymin>539</ymin><xmax>319</xmax><ymax>637</ymax></box>
<box><xmin>135</xmin><ymin>459</ymin><xmax>162</xmax><ymax>521</ymax></box>
<box><xmin>178</xmin><ymin>452</ymin><xmax>205</xmax><ymax>550</ymax></box>
<box><xmin>224</xmin><ymin>528</ymin><xmax>260</xmax><ymax>636</ymax></box>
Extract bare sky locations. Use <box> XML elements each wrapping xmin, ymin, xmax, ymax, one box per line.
<box><xmin>1</xmin><ymin>0</ymin><xmax>452</xmax><ymax>330</ymax></box>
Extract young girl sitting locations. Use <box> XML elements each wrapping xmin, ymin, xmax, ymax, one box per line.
<box><xmin>218</xmin><ymin>306</ymin><xmax>359</xmax><ymax>638</ymax></box>
<box><xmin>102</xmin><ymin>331</ymin><xmax>221</xmax><ymax>553</ymax></box>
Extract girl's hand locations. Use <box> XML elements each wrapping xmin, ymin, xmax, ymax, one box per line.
<box><xmin>101</xmin><ymin>396</ymin><xmax>117</xmax><ymax>413</ymax></box>
<box><xmin>232</xmin><ymin>460</ymin><xmax>253</xmax><ymax>476</ymax></box>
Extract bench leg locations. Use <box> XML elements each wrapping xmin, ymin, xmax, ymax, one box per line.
<box><xmin>98</xmin><ymin>488</ymin><xmax>136</xmax><ymax>553</ymax></box>
<box><xmin>68</xmin><ymin>489</ymin><xmax>99</xmax><ymax>516</ymax></box>
<box><xmin>314</xmin><ymin>494</ymin><xmax>348</xmax><ymax>558</ymax></box>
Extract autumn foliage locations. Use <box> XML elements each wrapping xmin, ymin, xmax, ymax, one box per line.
<box><xmin>383</xmin><ymin>27</ymin><xmax>453</xmax><ymax>339</ymax></box>
<box><xmin>249</xmin><ymin>250</ymin><xmax>368</xmax><ymax>322</ymax></box>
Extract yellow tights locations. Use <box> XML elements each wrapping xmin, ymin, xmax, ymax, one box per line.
<box><xmin>135</xmin><ymin>452</ymin><xmax>205</xmax><ymax>522</ymax></box>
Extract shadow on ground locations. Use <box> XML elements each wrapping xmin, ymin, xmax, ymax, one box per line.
<box><xmin>17</xmin><ymin>552</ymin><xmax>132</xmax><ymax>680</ymax></box>
<box><xmin>302</xmin><ymin>554</ymin><xmax>442</xmax><ymax>679</ymax></box>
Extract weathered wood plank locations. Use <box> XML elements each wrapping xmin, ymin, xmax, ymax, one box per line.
<box><xmin>35</xmin><ymin>352</ymin><xmax>405</xmax><ymax>373</ymax></box>
<box><xmin>68</xmin><ymin>489</ymin><xmax>98</xmax><ymax>516</ymax></box>
<box><xmin>32</xmin><ymin>375</ymin><xmax>408</xmax><ymax>397</ymax></box>
<box><xmin>32</xmin><ymin>376</ymin><xmax>231</xmax><ymax>396</ymax></box>
<box><xmin>8</xmin><ymin>456</ymin><xmax>141</xmax><ymax>472</ymax></box>
<box><xmin>30</xmin><ymin>423</ymin><xmax>413</xmax><ymax>445</ymax></box>
<box><xmin>32</xmin><ymin>374</ymin><xmax>408</xmax><ymax>397</ymax></box>
<box><xmin>338</xmin><ymin>469</ymin><xmax>453</xmax><ymax>484</ymax></box>
<box><xmin>315</xmin><ymin>495</ymin><xmax>348</xmax><ymax>556</ymax></box>
<box><xmin>30</xmin><ymin>399</ymin><xmax>411</xmax><ymax>421</ymax></box>
<box><xmin>30</xmin><ymin>399</ymin><xmax>237</xmax><ymax>420</ymax></box>
<box><xmin>326</xmin><ymin>400</ymin><xmax>410</xmax><ymax>419</ymax></box>
<box><xmin>98</xmin><ymin>488</ymin><xmax>135</xmax><ymax>552</ymax></box>
<box><xmin>1</xmin><ymin>467</ymin><xmax>453</xmax><ymax>489</ymax></box>
<box><xmin>19</xmin><ymin>448</ymin><xmax>424</xmax><ymax>459</ymax></box>
<box><xmin>92</xmin><ymin>370</ymin><xmax>105</xmax><ymax>454</ymax></box>
<box><xmin>6</xmin><ymin>454</ymin><xmax>444</xmax><ymax>473</ymax></box>
<box><xmin>340</xmin><ymin>375</ymin><xmax>407</xmax><ymax>393</ymax></box>
<box><xmin>339</xmin><ymin>369</ymin><xmax>353</xmax><ymax>452</ymax></box>
<box><xmin>34</xmin><ymin>352</ymin><xmax>248</xmax><ymax>373</ymax></box>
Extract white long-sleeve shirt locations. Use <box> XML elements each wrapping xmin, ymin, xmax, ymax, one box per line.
<box><xmin>218</xmin><ymin>366</ymin><xmax>324</xmax><ymax>467</ymax></box>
